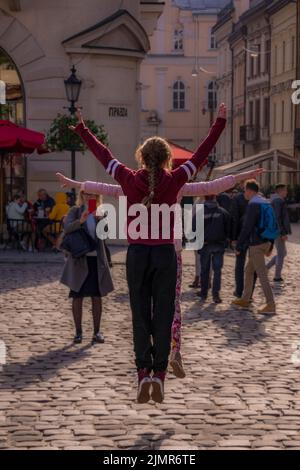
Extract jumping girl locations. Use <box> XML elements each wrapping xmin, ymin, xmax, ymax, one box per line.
<box><xmin>67</xmin><ymin>104</ymin><xmax>227</xmax><ymax>404</ymax></box>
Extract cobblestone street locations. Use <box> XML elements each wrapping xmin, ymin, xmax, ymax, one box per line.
<box><xmin>0</xmin><ymin>230</ymin><xmax>300</xmax><ymax>450</ymax></box>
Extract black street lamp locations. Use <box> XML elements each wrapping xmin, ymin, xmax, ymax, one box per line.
<box><xmin>64</xmin><ymin>65</ymin><xmax>82</xmax><ymax>195</ymax></box>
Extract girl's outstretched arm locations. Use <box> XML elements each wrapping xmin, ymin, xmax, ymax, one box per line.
<box><xmin>56</xmin><ymin>172</ymin><xmax>82</xmax><ymax>190</ymax></box>
<box><xmin>56</xmin><ymin>172</ymin><xmax>123</xmax><ymax>198</ymax></box>
<box><xmin>180</xmin><ymin>168</ymin><xmax>265</xmax><ymax>197</ymax></box>
<box><xmin>70</xmin><ymin>110</ymin><xmax>132</xmax><ymax>185</ymax></box>
<box><xmin>173</xmin><ymin>103</ymin><xmax>227</xmax><ymax>186</ymax></box>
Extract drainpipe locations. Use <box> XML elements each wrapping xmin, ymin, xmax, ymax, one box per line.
<box><xmin>230</xmin><ymin>43</ymin><xmax>234</xmax><ymax>163</ymax></box>
<box><xmin>295</xmin><ymin>0</ymin><xmax>300</xmax><ymax>166</ymax></box>
<box><xmin>243</xmin><ymin>29</ymin><xmax>247</xmax><ymax>160</ymax></box>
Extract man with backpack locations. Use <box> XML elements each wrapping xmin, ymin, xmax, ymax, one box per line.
<box><xmin>232</xmin><ymin>180</ymin><xmax>279</xmax><ymax>315</ymax></box>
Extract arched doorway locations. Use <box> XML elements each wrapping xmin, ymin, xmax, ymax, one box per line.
<box><xmin>0</xmin><ymin>47</ymin><xmax>25</xmax><ymax>232</ymax></box>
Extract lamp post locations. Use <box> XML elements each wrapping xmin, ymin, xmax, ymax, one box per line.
<box><xmin>64</xmin><ymin>65</ymin><xmax>82</xmax><ymax>195</ymax></box>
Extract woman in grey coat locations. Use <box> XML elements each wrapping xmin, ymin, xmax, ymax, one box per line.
<box><xmin>61</xmin><ymin>191</ymin><xmax>114</xmax><ymax>344</ymax></box>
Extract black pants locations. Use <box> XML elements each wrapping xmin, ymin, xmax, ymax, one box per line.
<box><xmin>200</xmin><ymin>244</ymin><xmax>225</xmax><ymax>297</ymax></box>
<box><xmin>235</xmin><ymin>248</ymin><xmax>247</xmax><ymax>298</ymax></box>
<box><xmin>126</xmin><ymin>244</ymin><xmax>177</xmax><ymax>373</ymax></box>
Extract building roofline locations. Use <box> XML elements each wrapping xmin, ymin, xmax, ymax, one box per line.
<box><xmin>266</xmin><ymin>0</ymin><xmax>295</xmax><ymax>16</ymax></box>
<box><xmin>62</xmin><ymin>9</ymin><xmax>148</xmax><ymax>45</ymax></box>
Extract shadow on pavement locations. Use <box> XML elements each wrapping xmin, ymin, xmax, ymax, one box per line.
<box><xmin>132</xmin><ymin>431</ymin><xmax>175</xmax><ymax>450</ymax></box>
<box><xmin>0</xmin><ymin>343</ymin><xmax>92</xmax><ymax>391</ymax></box>
<box><xmin>184</xmin><ymin>299</ymin><xmax>270</xmax><ymax>348</ymax></box>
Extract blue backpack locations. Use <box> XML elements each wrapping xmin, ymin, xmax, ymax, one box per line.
<box><xmin>258</xmin><ymin>203</ymin><xmax>280</xmax><ymax>241</ymax></box>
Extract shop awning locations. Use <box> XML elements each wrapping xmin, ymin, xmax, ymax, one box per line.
<box><xmin>0</xmin><ymin>120</ymin><xmax>46</xmax><ymax>154</ymax></box>
<box><xmin>213</xmin><ymin>149</ymin><xmax>300</xmax><ymax>183</ymax></box>
<box><xmin>168</xmin><ymin>141</ymin><xmax>194</xmax><ymax>169</ymax></box>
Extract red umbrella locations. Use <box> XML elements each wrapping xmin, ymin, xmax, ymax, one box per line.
<box><xmin>0</xmin><ymin>120</ymin><xmax>46</xmax><ymax>153</ymax></box>
<box><xmin>0</xmin><ymin>120</ymin><xmax>48</xmax><ymax>234</ymax></box>
<box><xmin>167</xmin><ymin>140</ymin><xmax>194</xmax><ymax>169</ymax></box>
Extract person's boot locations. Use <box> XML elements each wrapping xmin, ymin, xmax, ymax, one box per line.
<box><xmin>189</xmin><ymin>276</ymin><xmax>200</xmax><ymax>288</ymax></box>
<box><xmin>257</xmin><ymin>304</ymin><xmax>276</xmax><ymax>315</ymax></box>
<box><xmin>213</xmin><ymin>294</ymin><xmax>222</xmax><ymax>304</ymax></box>
<box><xmin>92</xmin><ymin>332</ymin><xmax>105</xmax><ymax>344</ymax></box>
<box><xmin>137</xmin><ymin>369</ymin><xmax>152</xmax><ymax>404</ymax></box>
<box><xmin>151</xmin><ymin>371</ymin><xmax>166</xmax><ymax>403</ymax></box>
<box><xmin>73</xmin><ymin>331</ymin><xmax>82</xmax><ymax>344</ymax></box>
<box><xmin>232</xmin><ymin>298</ymin><xmax>251</xmax><ymax>309</ymax></box>
<box><xmin>170</xmin><ymin>351</ymin><xmax>186</xmax><ymax>379</ymax></box>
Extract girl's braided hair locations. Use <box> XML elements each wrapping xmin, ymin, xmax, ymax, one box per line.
<box><xmin>135</xmin><ymin>137</ymin><xmax>172</xmax><ymax>208</ymax></box>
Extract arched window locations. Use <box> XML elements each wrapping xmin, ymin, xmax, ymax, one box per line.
<box><xmin>208</xmin><ymin>81</ymin><xmax>217</xmax><ymax>111</ymax></box>
<box><xmin>173</xmin><ymin>80</ymin><xmax>185</xmax><ymax>110</ymax></box>
<box><xmin>0</xmin><ymin>48</ymin><xmax>24</xmax><ymax>124</ymax></box>
<box><xmin>173</xmin><ymin>27</ymin><xmax>183</xmax><ymax>52</ymax></box>
<box><xmin>0</xmin><ymin>47</ymin><xmax>25</xmax><ymax>219</ymax></box>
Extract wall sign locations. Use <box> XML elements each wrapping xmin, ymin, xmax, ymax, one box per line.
<box><xmin>108</xmin><ymin>106</ymin><xmax>128</xmax><ymax>118</ymax></box>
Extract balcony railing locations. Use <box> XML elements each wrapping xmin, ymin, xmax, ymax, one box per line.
<box><xmin>240</xmin><ymin>125</ymin><xmax>269</xmax><ymax>143</ymax></box>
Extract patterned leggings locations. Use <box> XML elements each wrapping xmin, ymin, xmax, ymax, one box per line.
<box><xmin>171</xmin><ymin>251</ymin><xmax>183</xmax><ymax>353</ymax></box>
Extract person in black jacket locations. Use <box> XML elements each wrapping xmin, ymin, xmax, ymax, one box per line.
<box><xmin>230</xmin><ymin>189</ymin><xmax>249</xmax><ymax>298</ymax></box>
<box><xmin>266</xmin><ymin>184</ymin><xmax>291</xmax><ymax>282</ymax></box>
<box><xmin>217</xmin><ymin>190</ymin><xmax>233</xmax><ymax>213</ymax></box>
<box><xmin>198</xmin><ymin>195</ymin><xmax>231</xmax><ymax>303</ymax></box>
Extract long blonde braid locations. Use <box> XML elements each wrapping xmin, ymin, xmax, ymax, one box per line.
<box><xmin>135</xmin><ymin>136</ymin><xmax>172</xmax><ymax>209</ymax></box>
<box><xmin>142</xmin><ymin>160</ymin><xmax>157</xmax><ymax>208</ymax></box>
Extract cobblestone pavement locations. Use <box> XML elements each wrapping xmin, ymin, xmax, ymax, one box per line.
<box><xmin>0</xmin><ymin>233</ymin><xmax>300</xmax><ymax>450</ymax></box>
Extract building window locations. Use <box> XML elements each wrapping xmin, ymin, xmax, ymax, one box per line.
<box><xmin>291</xmin><ymin>100</ymin><xmax>294</xmax><ymax>131</ymax></box>
<box><xmin>292</xmin><ymin>36</ymin><xmax>295</xmax><ymax>70</ymax></box>
<box><xmin>0</xmin><ymin>47</ymin><xmax>25</xmax><ymax>218</ymax></box>
<box><xmin>273</xmin><ymin>102</ymin><xmax>277</xmax><ymax>133</ymax></box>
<box><xmin>265</xmin><ymin>39</ymin><xmax>271</xmax><ymax>74</ymax></box>
<box><xmin>208</xmin><ymin>81</ymin><xmax>217</xmax><ymax>111</ymax></box>
<box><xmin>281</xmin><ymin>100</ymin><xmax>285</xmax><ymax>132</ymax></box>
<box><xmin>255</xmin><ymin>99</ymin><xmax>260</xmax><ymax>127</ymax></box>
<box><xmin>283</xmin><ymin>41</ymin><xmax>286</xmax><ymax>73</ymax></box>
<box><xmin>209</xmin><ymin>29</ymin><xmax>217</xmax><ymax>49</ymax></box>
<box><xmin>263</xmin><ymin>97</ymin><xmax>270</xmax><ymax>128</ymax></box>
<box><xmin>173</xmin><ymin>80</ymin><xmax>185</xmax><ymax>110</ymax></box>
<box><xmin>274</xmin><ymin>45</ymin><xmax>278</xmax><ymax>75</ymax></box>
<box><xmin>249</xmin><ymin>101</ymin><xmax>254</xmax><ymax>126</ymax></box>
<box><xmin>257</xmin><ymin>44</ymin><xmax>261</xmax><ymax>76</ymax></box>
<box><xmin>250</xmin><ymin>55</ymin><xmax>255</xmax><ymax>78</ymax></box>
<box><xmin>173</xmin><ymin>28</ymin><xmax>183</xmax><ymax>52</ymax></box>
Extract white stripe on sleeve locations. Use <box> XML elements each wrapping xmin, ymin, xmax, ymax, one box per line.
<box><xmin>111</xmin><ymin>161</ymin><xmax>120</xmax><ymax>178</ymax></box>
<box><xmin>181</xmin><ymin>163</ymin><xmax>192</xmax><ymax>180</ymax></box>
<box><xmin>186</xmin><ymin>160</ymin><xmax>197</xmax><ymax>176</ymax></box>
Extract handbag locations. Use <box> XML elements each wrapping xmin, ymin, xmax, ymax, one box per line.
<box><xmin>60</xmin><ymin>227</ymin><xmax>98</xmax><ymax>258</ymax></box>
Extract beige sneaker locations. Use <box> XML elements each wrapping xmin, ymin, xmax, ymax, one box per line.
<box><xmin>257</xmin><ymin>304</ymin><xmax>276</xmax><ymax>315</ymax></box>
<box><xmin>170</xmin><ymin>351</ymin><xmax>186</xmax><ymax>379</ymax></box>
<box><xmin>232</xmin><ymin>298</ymin><xmax>251</xmax><ymax>309</ymax></box>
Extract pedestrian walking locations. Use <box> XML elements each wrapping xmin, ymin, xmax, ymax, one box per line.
<box><xmin>197</xmin><ymin>195</ymin><xmax>231</xmax><ymax>303</ymax></box>
<box><xmin>232</xmin><ymin>180</ymin><xmax>279</xmax><ymax>315</ymax></box>
<box><xmin>266</xmin><ymin>184</ymin><xmax>291</xmax><ymax>282</ymax></box>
